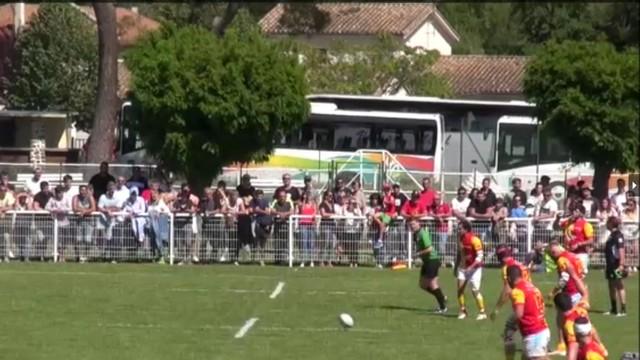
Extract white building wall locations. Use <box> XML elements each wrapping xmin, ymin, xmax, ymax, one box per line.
<box><xmin>405</xmin><ymin>22</ymin><xmax>452</xmax><ymax>55</ymax></box>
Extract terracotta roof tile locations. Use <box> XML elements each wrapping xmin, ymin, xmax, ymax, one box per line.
<box><xmin>432</xmin><ymin>55</ymin><xmax>528</xmax><ymax>97</ymax></box>
<box><xmin>0</xmin><ymin>4</ymin><xmax>160</xmax><ymax>48</ymax></box>
<box><xmin>260</xmin><ymin>3</ymin><xmax>435</xmax><ymax>38</ymax></box>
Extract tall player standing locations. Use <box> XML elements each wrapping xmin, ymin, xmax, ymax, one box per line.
<box><xmin>490</xmin><ymin>245</ymin><xmax>531</xmax><ymax>360</ymax></box>
<box><xmin>454</xmin><ymin>220</ymin><xmax>487</xmax><ymax>320</ymax></box>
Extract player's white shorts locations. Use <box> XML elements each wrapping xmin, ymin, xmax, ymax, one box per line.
<box><xmin>457</xmin><ymin>267</ymin><xmax>482</xmax><ymax>291</ymax></box>
<box><xmin>576</xmin><ymin>253</ymin><xmax>589</xmax><ymax>274</ymax></box>
<box><xmin>523</xmin><ymin>328</ymin><xmax>550</xmax><ymax>358</ymax></box>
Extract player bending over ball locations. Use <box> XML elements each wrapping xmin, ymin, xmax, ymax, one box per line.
<box><xmin>490</xmin><ymin>245</ymin><xmax>531</xmax><ymax>360</ymax></box>
<box><xmin>454</xmin><ymin>220</ymin><xmax>487</xmax><ymax>320</ymax></box>
<box><xmin>548</xmin><ymin>240</ymin><xmax>589</xmax><ymax>356</ymax></box>
<box><xmin>506</xmin><ymin>265</ymin><xmax>550</xmax><ymax>360</ymax></box>
<box><xmin>410</xmin><ymin>219</ymin><xmax>447</xmax><ymax>313</ymax></box>
<box><xmin>574</xmin><ymin>317</ymin><xmax>608</xmax><ymax>360</ymax></box>
<box><xmin>553</xmin><ymin>292</ymin><xmax>605</xmax><ymax>360</ymax></box>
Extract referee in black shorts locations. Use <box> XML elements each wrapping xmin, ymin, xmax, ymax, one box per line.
<box><xmin>410</xmin><ymin>219</ymin><xmax>447</xmax><ymax>313</ymax></box>
<box><xmin>604</xmin><ymin>216</ymin><xmax>628</xmax><ymax>316</ymax></box>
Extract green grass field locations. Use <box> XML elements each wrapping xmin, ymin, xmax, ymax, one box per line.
<box><xmin>0</xmin><ymin>263</ymin><xmax>637</xmax><ymax>360</ymax></box>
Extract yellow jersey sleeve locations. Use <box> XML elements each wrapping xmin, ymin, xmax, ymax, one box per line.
<box><xmin>471</xmin><ymin>236</ymin><xmax>483</xmax><ymax>252</ymax></box>
<box><xmin>564</xmin><ymin>320</ymin><xmax>576</xmax><ymax>343</ymax></box>
<box><xmin>584</xmin><ymin>222</ymin><xmax>594</xmax><ymax>239</ymax></box>
<box><xmin>557</xmin><ymin>257</ymin><xmax>570</xmax><ymax>272</ymax></box>
<box><xmin>511</xmin><ymin>288</ymin><xmax>525</xmax><ymax>305</ymax></box>
<box><xmin>585</xmin><ymin>351</ymin><xmax>605</xmax><ymax>360</ymax></box>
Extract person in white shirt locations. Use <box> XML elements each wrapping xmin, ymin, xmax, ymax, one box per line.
<box><xmin>113</xmin><ymin>176</ymin><xmax>130</xmax><ymax>207</ymax></box>
<box><xmin>23</xmin><ymin>168</ymin><xmax>43</xmax><ymax>195</ymax></box>
<box><xmin>610</xmin><ymin>178</ymin><xmax>627</xmax><ymax>212</ymax></box>
<box><xmin>46</xmin><ymin>186</ymin><xmax>73</xmax><ymax>261</ymax></box>
<box><xmin>451</xmin><ymin>187</ymin><xmax>471</xmax><ymax>219</ymax></box>
<box><xmin>533</xmin><ymin>188</ymin><xmax>559</xmax><ymax>245</ymax></box>
<box><xmin>98</xmin><ymin>182</ymin><xmax>121</xmax><ymax>262</ymax></box>
<box><xmin>61</xmin><ymin>175</ymin><xmax>79</xmax><ymax>209</ymax></box>
<box><xmin>123</xmin><ymin>189</ymin><xmax>147</xmax><ymax>245</ymax></box>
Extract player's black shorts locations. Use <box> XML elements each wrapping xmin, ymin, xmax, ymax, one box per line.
<box><xmin>421</xmin><ymin>259</ymin><xmax>441</xmax><ymax>278</ymax></box>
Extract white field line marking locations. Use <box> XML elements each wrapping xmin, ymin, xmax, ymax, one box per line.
<box><xmin>269</xmin><ymin>281</ymin><xmax>285</xmax><ymax>299</ymax></box>
<box><xmin>168</xmin><ymin>288</ymin><xmax>267</xmax><ymax>294</ymax></box>
<box><xmin>234</xmin><ymin>318</ymin><xmax>259</xmax><ymax>339</ymax></box>
<box><xmin>98</xmin><ymin>322</ymin><xmax>389</xmax><ymax>334</ymax></box>
<box><xmin>0</xmin><ymin>270</ymin><xmax>275</xmax><ymax>279</ymax></box>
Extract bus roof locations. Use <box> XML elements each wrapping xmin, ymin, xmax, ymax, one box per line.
<box><xmin>307</xmin><ymin>94</ymin><xmax>536</xmax><ymax>117</ymax></box>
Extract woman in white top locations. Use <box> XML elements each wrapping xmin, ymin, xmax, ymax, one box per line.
<box><xmin>597</xmin><ymin>198</ymin><xmax>620</xmax><ymax>245</ymax></box>
<box><xmin>342</xmin><ymin>198</ymin><xmax>363</xmax><ymax>267</ymax></box>
<box><xmin>46</xmin><ymin>186</ymin><xmax>73</xmax><ymax>262</ymax></box>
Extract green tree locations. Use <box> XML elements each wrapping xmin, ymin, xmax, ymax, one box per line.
<box><xmin>7</xmin><ymin>3</ymin><xmax>98</xmax><ymax>129</ymax></box>
<box><xmin>524</xmin><ymin>41</ymin><xmax>639</xmax><ymax>198</ymax></box>
<box><xmin>125</xmin><ymin>10</ymin><xmax>309</xmax><ymax>190</ymax></box>
<box><xmin>293</xmin><ymin>35</ymin><xmax>451</xmax><ymax>97</ymax></box>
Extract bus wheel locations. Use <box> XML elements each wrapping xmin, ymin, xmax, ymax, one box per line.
<box><xmin>550</xmin><ymin>181</ymin><xmax>566</xmax><ymax>203</ymax></box>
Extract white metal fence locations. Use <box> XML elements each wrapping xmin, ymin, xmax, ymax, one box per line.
<box><xmin>1</xmin><ymin>212</ymin><xmax>638</xmax><ymax>269</ymax></box>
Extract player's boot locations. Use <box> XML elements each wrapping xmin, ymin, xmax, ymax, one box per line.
<box><xmin>457</xmin><ymin>309</ymin><xmax>467</xmax><ymax>319</ymax></box>
<box><xmin>552</xmin><ymin>342</ymin><xmax>566</xmax><ymax>356</ymax></box>
<box><xmin>475</xmin><ymin>312</ymin><xmax>487</xmax><ymax>321</ymax></box>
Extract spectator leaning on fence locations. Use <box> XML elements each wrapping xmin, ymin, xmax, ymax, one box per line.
<box><xmin>319</xmin><ymin>191</ymin><xmax>337</xmax><ymax>267</ymax></box>
<box><xmin>274</xmin><ymin>173</ymin><xmax>301</xmax><ymax>208</ymax></box>
<box><xmin>451</xmin><ymin>187</ymin><xmax>470</xmax><ymax>219</ymax></box>
<box><xmin>24</xmin><ymin>167</ymin><xmax>43</xmax><ymax>195</ymax></box>
<box><xmin>148</xmin><ymin>190</ymin><xmax>171</xmax><ymax>264</ymax></box>
<box><xmin>580</xmin><ymin>188</ymin><xmax>598</xmax><ymax>218</ymax></box>
<box><xmin>509</xmin><ymin>195</ymin><xmax>527</xmax><ymax>218</ymax></box>
<box><xmin>400</xmin><ymin>190</ymin><xmax>427</xmax><ymax>221</ymax></box>
<box><xmin>479</xmin><ymin>177</ymin><xmax>497</xmax><ymax>206</ymax></box>
<box><xmin>72</xmin><ymin>185</ymin><xmax>96</xmax><ymax>263</ymax></box>
<box><xmin>89</xmin><ymin>162</ymin><xmax>116</xmax><ymax>202</ymax></box>
<box><xmin>270</xmin><ymin>189</ymin><xmax>293</xmax><ymax>265</ymax></box>
<box><xmin>298</xmin><ymin>191</ymin><xmax>317</xmax><ymax>268</ymax></box>
<box><xmin>124</xmin><ymin>189</ymin><xmax>147</xmax><ymax>244</ymax></box>
<box><xmin>351</xmin><ymin>180</ymin><xmax>366</xmax><ymax>212</ymax></box>
<box><xmin>611</xmin><ymin>179</ymin><xmax>627</xmax><ymax>212</ymax></box>
<box><xmin>32</xmin><ymin>182</ymin><xmax>52</xmax><ymax>210</ymax></box>
<box><xmin>113</xmin><ymin>176</ymin><xmax>130</xmax><ymax>207</ymax></box>
<box><xmin>141</xmin><ymin>180</ymin><xmax>161</xmax><ymax>204</ymax></box>
<box><xmin>251</xmin><ymin>189</ymin><xmax>271</xmax><ymax>267</ymax></box>
<box><xmin>507</xmin><ymin>178</ymin><xmax>528</xmax><ymax>209</ymax></box>
<box><xmin>418</xmin><ymin>177</ymin><xmax>436</xmax><ymax>209</ymax></box>
<box><xmin>46</xmin><ymin>186</ymin><xmax>75</xmax><ymax>262</ymax></box>
<box><xmin>61</xmin><ymin>175</ymin><xmax>78</xmax><ymax>208</ymax></box>
<box><xmin>0</xmin><ymin>183</ymin><xmax>15</xmax><ymax>260</ymax></box>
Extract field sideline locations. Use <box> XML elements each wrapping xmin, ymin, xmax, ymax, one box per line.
<box><xmin>0</xmin><ymin>263</ymin><xmax>637</xmax><ymax>360</ymax></box>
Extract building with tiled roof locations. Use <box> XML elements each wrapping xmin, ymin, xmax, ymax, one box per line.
<box><xmin>260</xmin><ymin>2</ymin><xmax>459</xmax><ymax>55</ymax></box>
<box><xmin>432</xmin><ymin>55</ymin><xmax>528</xmax><ymax>100</ymax></box>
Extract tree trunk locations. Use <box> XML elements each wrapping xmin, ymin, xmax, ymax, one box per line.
<box><xmin>87</xmin><ymin>3</ymin><xmax>119</xmax><ymax>163</ymax></box>
<box><xmin>592</xmin><ymin>162</ymin><xmax>613</xmax><ymax>200</ymax></box>
<box><xmin>212</xmin><ymin>2</ymin><xmax>242</xmax><ymax>36</ymax></box>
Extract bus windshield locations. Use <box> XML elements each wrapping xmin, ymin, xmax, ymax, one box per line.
<box><xmin>497</xmin><ymin>123</ymin><xmax>571</xmax><ymax>171</ymax></box>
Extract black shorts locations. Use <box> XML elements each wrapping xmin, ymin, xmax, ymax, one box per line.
<box><xmin>421</xmin><ymin>259</ymin><xmax>441</xmax><ymax>279</ymax></box>
<box><xmin>605</xmin><ymin>265</ymin><xmax>627</xmax><ymax>280</ymax></box>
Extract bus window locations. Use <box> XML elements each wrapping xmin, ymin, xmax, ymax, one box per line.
<box><xmin>497</xmin><ymin>123</ymin><xmax>537</xmax><ymax>171</ymax></box>
<box><xmin>333</xmin><ymin>124</ymin><xmax>370</xmax><ymax>151</ymax></box>
<box><xmin>540</xmin><ymin>132</ymin><xmax>571</xmax><ymax>164</ymax></box>
<box><xmin>120</xmin><ymin>103</ymin><xmax>143</xmax><ymax>154</ymax></box>
<box><xmin>375</xmin><ymin>128</ymin><xmax>416</xmax><ymax>153</ymax></box>
<box><xmin>420</xmin><ymin>128</ymin><xmax>436</xmax><ymax>155</ymax></box>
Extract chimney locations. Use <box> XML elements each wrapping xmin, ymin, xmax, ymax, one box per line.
<box><xmin>131</xmin><ymin>6</ymin><xmax>138</xmax><ymax>14</ymax></box>
<box><xmin>14</xmin><ymin>2</ymin><xmax>25</xmax><ymax>34</ymax></box>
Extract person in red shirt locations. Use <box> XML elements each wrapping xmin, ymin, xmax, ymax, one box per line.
<box><xmin>553</xmin><ymin>292</ymin><xmax>605</xmax><ymax>360</ymax></box>
<box><xmin>574</xmin><ymin>317</ymin><xmax>608</xmax><ymax>360</ymax></box>
<box><xmin>491</xmin><ymin>245</ymin><xmax>531</xmax><ymax>360</ymax></box>
<box><xmin>507</xmin><ymin>265</ymin><xmax>550</xmax><ymax>360</ymax></box>
<box><xmin>418</xmin><ymin>177</ymin><xmax>436</xmax><ymax>209</ymax></box>
<box><xmin>454</xmin><ymin>220</ymin><xmax>487</xmax><ymax>320</ymax></box>
<box><xmin>561</xmin><ymin>204</ymin><xmax>594</xmax><ymax>274</ymax></box>
<box><xmin>548</xmin><ymin>240</ymin><xmax>589</xmax><ymax>355</ymax></box>
<box><xmin>400</xmin><ymin>190</ymin><xmax>427</xmax><ymax>220</ymax></box>
<box><xmin>141</xmin><ymin>179</ymin><xmax>161</xmax><ymax>204</ymax></box>
<box><xmin>381</xmin><ymin>183</ymin><xmax>397</xmax><ymax>217</ymax></box>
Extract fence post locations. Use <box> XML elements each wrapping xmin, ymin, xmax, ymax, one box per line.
<box><xmin>288</xmin><ymin>217</ymin><xmax>294</xmax><ymax>268</ymax></box>
<box><xmin>53</xmin><ymin>218</ymin><xmax>58</xmax><ymax>263</ymax></box>
<box><xmin>526</xmin><ymin>218</ymin><xmax>533</xmax><ymax>254</ymax></box>
<box><xmin>169</xmin><ymin>213</ymin><xmax>175</xmax><ymax>265</ymax></box>
<box><xmin>407</xmin><ymin>222</ymin><xmax>413</xmax><ymax>269</ymax></box>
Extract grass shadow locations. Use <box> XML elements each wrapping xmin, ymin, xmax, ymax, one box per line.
<box><xmin>370</xmin><ymin>305</ymin><xmax>458</xmax><ymax>318</ymax></box>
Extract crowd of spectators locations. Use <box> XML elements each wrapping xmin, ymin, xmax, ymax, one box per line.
<box><xmin>0</xmin><ymin>164</ymin><xmax>638</xmax><ymax>269</ymax></box>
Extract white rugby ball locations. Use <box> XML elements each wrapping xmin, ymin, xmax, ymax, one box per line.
<box><xmin>339</xmin><ymin>313</ymin><xmax>354</xmax><ymax>328</ymax></box>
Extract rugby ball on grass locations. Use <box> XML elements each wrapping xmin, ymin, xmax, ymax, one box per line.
<box><xmin>339</xmin><ymin>313</ymin><xmax>354</xmax><ymax>328</ymax></box>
